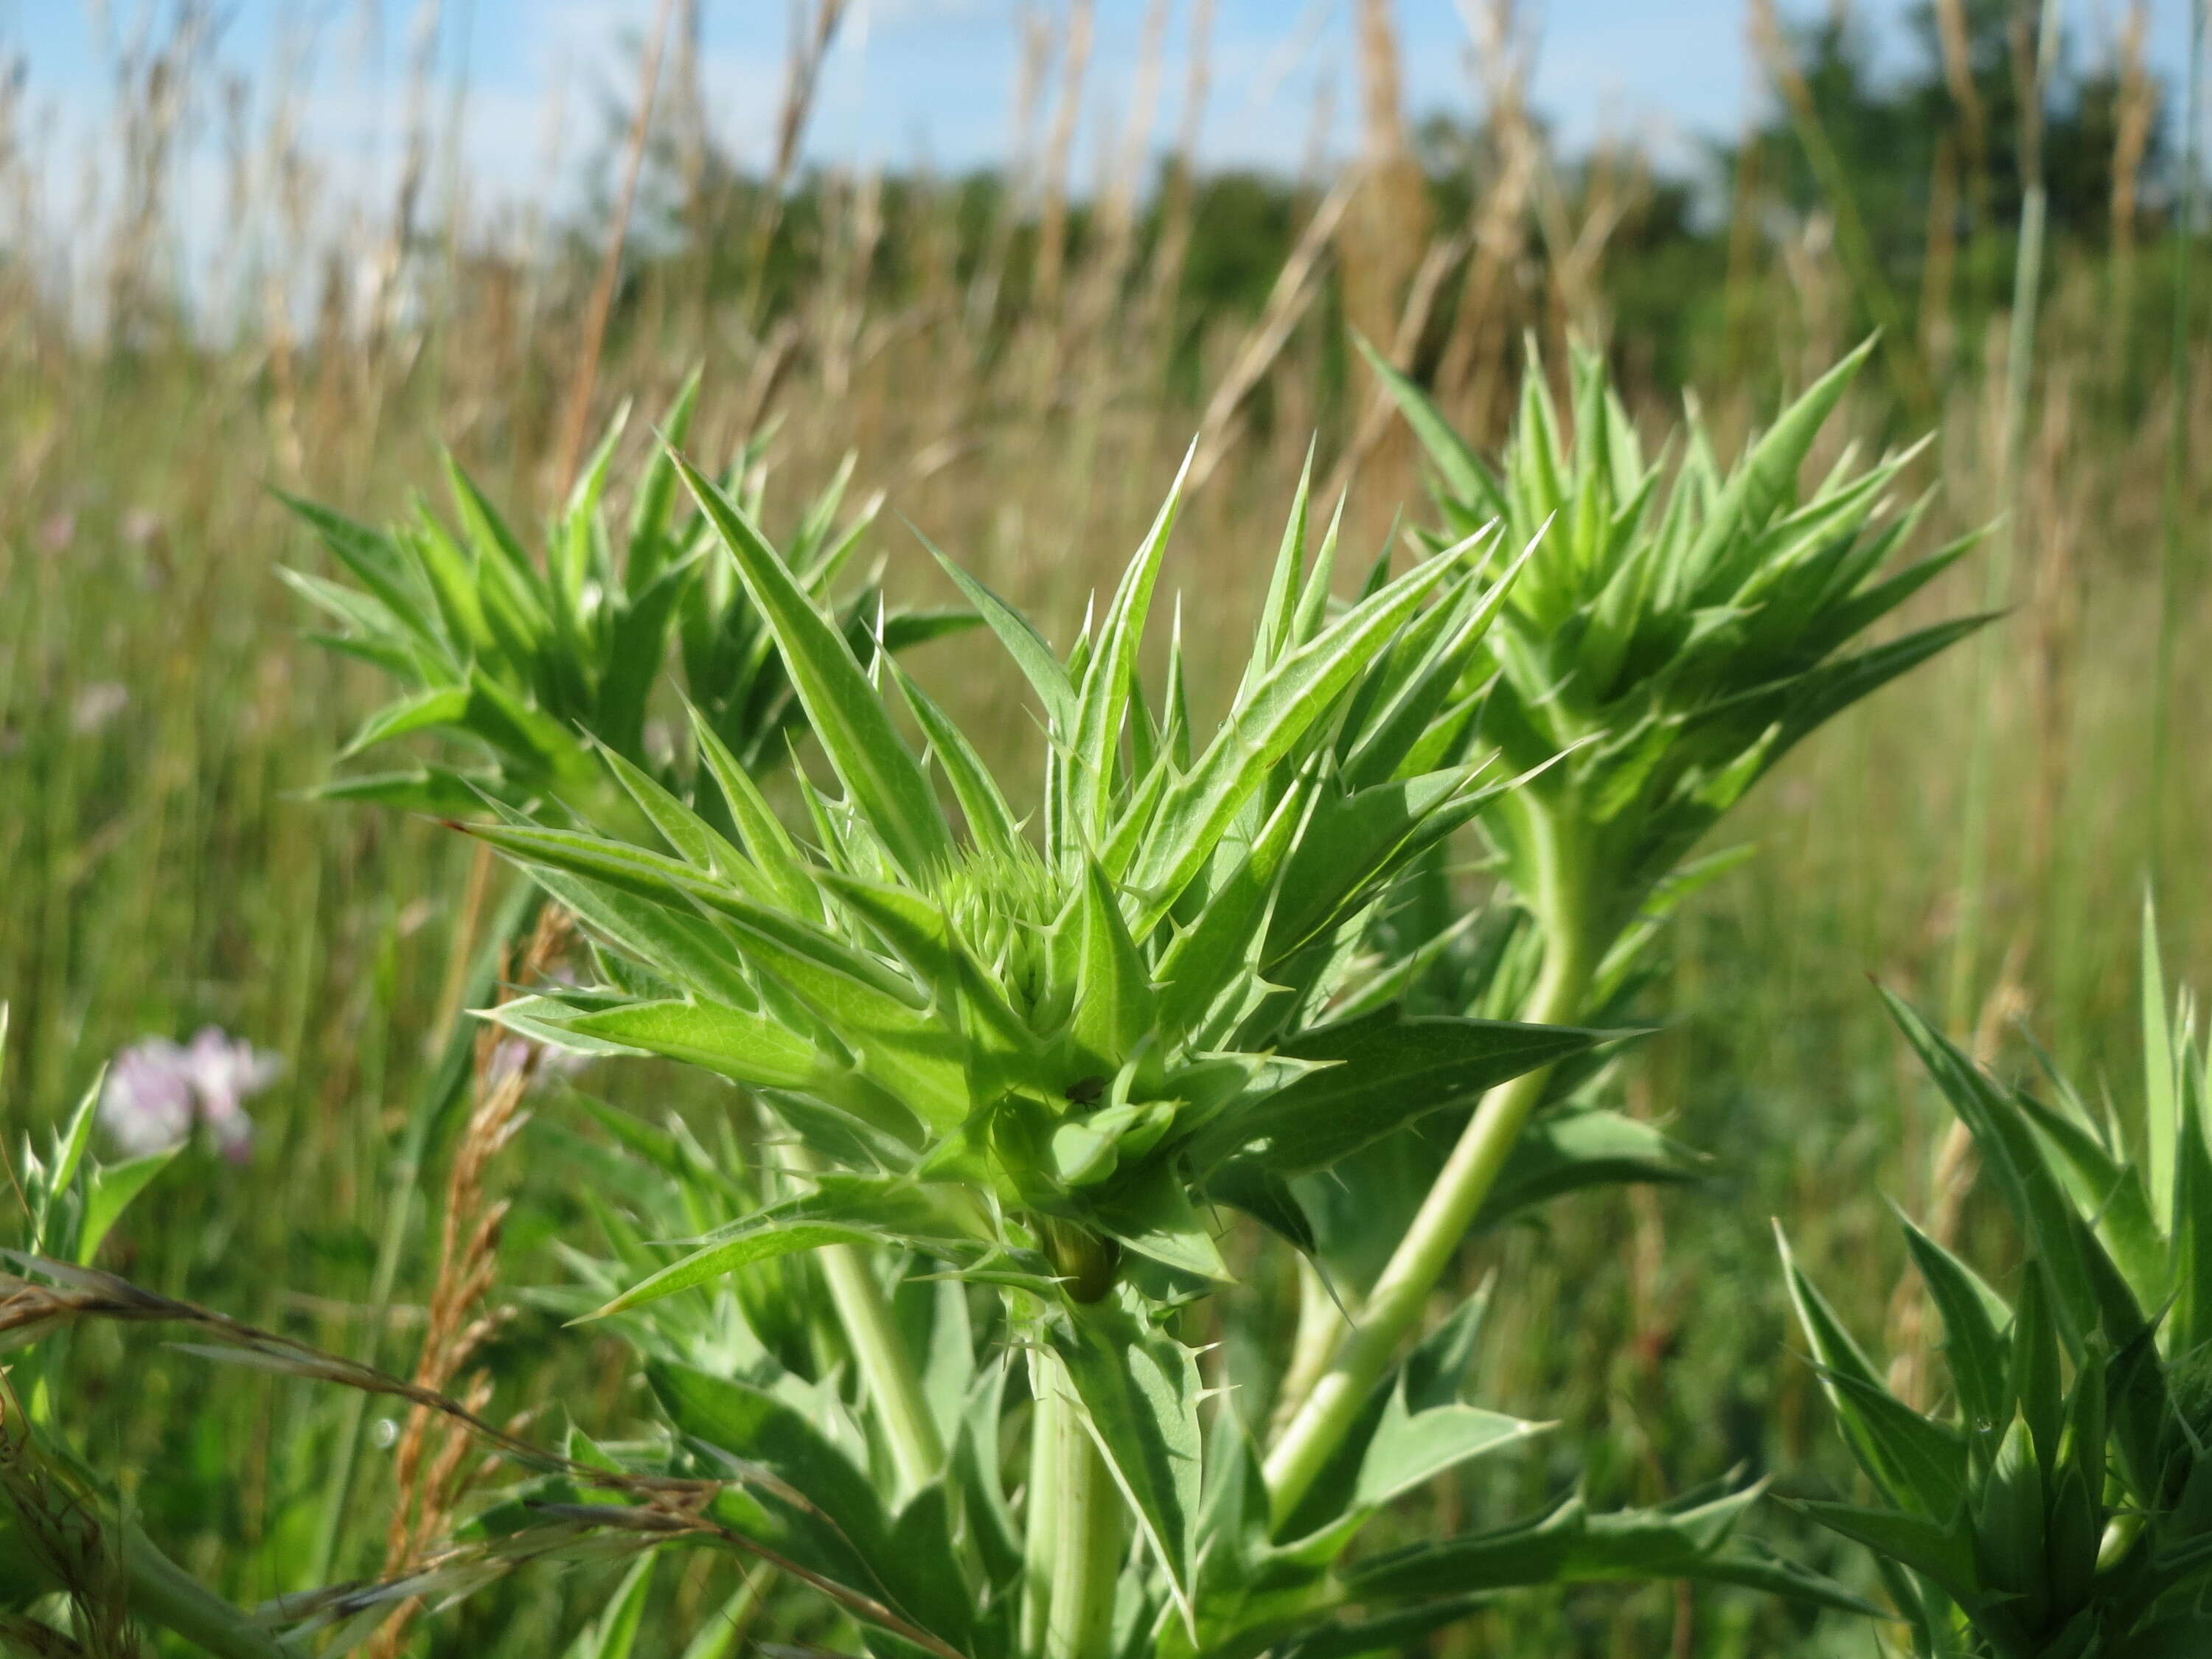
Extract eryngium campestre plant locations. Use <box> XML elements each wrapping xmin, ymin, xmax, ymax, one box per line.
<box><xmin>1781</xmin><ymin>909</ymin><xmax>2212</xmax><ymax>1656</ymax></box>
<box><xmin>1265</xmin><ymin>338</ymin><xmax>1983</xmax><ymax>1518</ymax></box>
<box><xmin>283</xmin><ymin>372</ymin><xmax>970</xmax><ymax>821</ymax></box>
<box><xmin>450</xmin><ymin>447</ymin><xmax>1872</xmax><ymax>1658</ymax></box>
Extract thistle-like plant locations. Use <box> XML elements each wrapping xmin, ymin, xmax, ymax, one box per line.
<box><xmin>1263</xmin><ymin>338</ymin><xmax>1985</xmax><ymax>1517</ymax></box>
<box><xmin>283</xmin><ymin>373</ymin><xmax>969</xmax><ymax>820</ymax></box>
<box><xmin>456</xmin><ymin>448</ymin><xmax>1623</xmax><ymax>1648</ymax></box>
<box><xmin>1781</xmin><ymin>913</ymin><xmax>2212</xmax><ymax>1657</ymax></box>
<box><xmin>428</xmin><ymin>440</ymin><xmax>1873</xmax><ymax>1658</ymax></box>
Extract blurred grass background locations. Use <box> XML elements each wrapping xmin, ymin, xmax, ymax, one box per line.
<box><xmin>4</xmin><ymin>0</ymin><xmax>2211</xmax><ymax>1652</ymax></box>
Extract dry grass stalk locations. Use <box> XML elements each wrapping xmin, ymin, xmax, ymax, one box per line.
<box><xmin>2112</xmin><ymin>2</ymin><xmax>2154</xmax><ymax>257</ymax></box>
<box><xmin>362</xmin><ymin>904</ymin><xmax>572</xmax><ymax>1659</ymax></box>
<box><xmin>1</xmin><ymin>1260</ymin><xmax>606</xmax><ymax>1484</ymax></box>
<box><xmin>1297</xmin><ymin>61</ymin><xmax>1338</xmax><ymax>192</ymax></box>
<box><xmin>1342</xmin><ymin>0</ymin><xmax>1431</xmax><ymax>347</ymax></box>
<box><xmin>1438</xmin><ymin>0</ymin><xmax>1537</xmax><ymax>422</ymax></box>
<box><xmin>1067</xmin><ymin>0</ymin><xmax>1169</xmax><ymax>367</ymax></box>
<box><xmin>745</xmin><ymin>0</ymin><xmax>850</xmax><ymax>310</ymax></box>
<box><xmin>369</xmin><ymin>0</ymin><xmax>443</xmax><ymax>358</ymax></box>
<box><xmin>1534</xmin><ymin>140</ymin><xmax>1632</xmax><ymax>345</ymax></box>
<box><xmin>0</xmin><ymin>1260</ymin><xmax>964</xmax><ymax>1659</ymax></box>
<box><xmin>1719</xmin><ymin>116</ymin><xmax>1767</xmax><ymax>383</ymax></box>
<box><xmin>1136</xmin><ymin>0</ymin><xmax>1217</xmax><ymax>347</ymax></box>
<box><xmin>2110</xmin><ymin>0</ymin><xmax>2155</xmax><ymax>381</ymax></box>
<box><xmin>671</xmin><ymin>0</ymin><xmax>711</xmax><ymax>322</ymax></box>
<box><xmin>1189</xmin><ymin>167</ymin><xmax>1363</xmax><ymax>489</ymax></box>
<box><xmin>820</xmin><ymin>168</ymin><xmax>884</xmax><ymax>402</ymax></box>
<box><xmin>552</xmin><ymin>0</ymin><xmax>675</xmax><ymax>496</ymax></box>
<box><xmin>1029</xmin><ymin>0</ymin><xmax>1095</xmax><ymax>319</ymax></box>
<box><xmin>966</xmin><ymin>3</ymin><xmax>1055</xmax><ymax>344</ymax></box>
<box><xmin>1323</xmin><ymin>230</ymin><xmax>1470</xmax><ymax>504</ymax></box>
<box><xmin>1934</xmin><ymin>0</ymin><xmax>1989</xmax><ymax>214</ymax></box>
<box><xmin>1921</xmin><ymin>131</ymin><xmax>1961</xmax><ymax>380</ymax></box>
<box><xmin>1749</xmin><ymin>0</ymin><xmax>1935</xmax><ymax>413</ymax></box>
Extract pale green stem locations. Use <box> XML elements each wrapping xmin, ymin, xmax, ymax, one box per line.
<box><xmin>780</xmin><ymin>1141</ymin><xmax>943</xmax><ymax>1505</ymax></box>
<box><xmin>1019</xmin><ymin>1358</ymin><xmax>1065</xmax><ymax>1658</ymax></box>
<box><xmin>1263</xmin><ymin>804</ymin><xmax>1592</xmax><ymax>1522</ymax></box>
<box><xmin>1267</xmin><ymin>1256</ymin><xmax>1347</xmax><ymax>1441</ymax></box>
<box><xmin>1029</xmin><ymin>1343</ymin><xmax>1123</xmax><ymax>1659</ymax></box>
<box><xmin>121</xmin><ymin>1523</ymin><xmax>296</xmax><ymax>1659</ymax></box>
<box><xmin>815</xmin><ymin>1242</ymin><xmax>945</xmax><ymax>1506</ymax></box>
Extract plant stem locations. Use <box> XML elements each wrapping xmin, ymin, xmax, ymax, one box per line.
<box><xmin>1020</xmin><ymin>1357</ymin><xmax>1065</xmax><ymax>1658</ymax></box>
<box><xmin>1267</xmin><ymin>1256</ymin><xmax>1344</xmax><ymax>1441</ymax></box>
<box><xmin>1263</xmin><ymin>807</ymin><xmax>1593</xmax><ymax>1521</ymax></box>
<box><xmin>769</xmin><ymin>1132</ymin><xmax>943</xmax><ymax>1503</ymax></box>
<box><xmin>1027</xmin><ymin>1343</ymin><xmax>1123</xmax><ymax>1659</ymax></box>
<box><xmin>306</xmin><ymin>874</ymin><xmax>535</xmax><ymax>1587</ymax></box>
<box><xmin>815</xmin><ymin>1238</ymin><xmax>946</xmax><ymax>1504</ymax></box>
<box><xmin>122</xmin><ymin>1523</ymin><xmax>296</xmax><ymax>1659</ymax></box>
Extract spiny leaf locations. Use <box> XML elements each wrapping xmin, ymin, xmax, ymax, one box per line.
<box><xmin>678</xmin><ymin>454</ymin><xmax>953</xmax><ymax>880</ymax></box>
<box><xmin>889</xmin><ymin>661</ymin><xmax>1023</xmax><ymax>865</ymax></box>
<box><xmin>341</xmin><ymin>687</ymin><xmax>470</xmax><ymax>759</ymax></box>
<box><xmin>1352</xmin><ymin>1377</ymin><xmax>1543</xmax><ymax>1511</ymax></box>
<box><xmin>1200</xmin><ymin>1009</ymin><xmax>1607</xmax><ymax>1178</ymax></box>
<box><xmin>1130</xmin><ymin>545</ymin><xmax>1473</xmax><ymax>931</ymax></box>
<box><xmin>1474</xmin><ymin>1107</ymin><xmax>1708</xmax><ymax>1231</ymax></box>
<box><xmin>1069</xmin><ymin>447</ymin><xmax>1189</xmax><ymax>834</ymax></box>
<box><xmin>1896</xmin><ymin>1211</ymin><xmax>2011</xmax><ymax>1434</ymax></box>
<box><xmin>559</xmin><ymin>1000</ymin><xmax>824</xmax><ymax>1092</ymax></box>
<box><xmin>582</xmin><ymin>1175</ymin><xmax>981</xmax><ymax>1320</ymax></box>
<box><xmin>918</xmin><ymin>529</ymin><xmax>1076</xmax><ymax>733</ymax></box>
<box><xmin>1064</xmin><ymin>860</ymin><xmax>1156</xmax><ymax>1070</ymax></box>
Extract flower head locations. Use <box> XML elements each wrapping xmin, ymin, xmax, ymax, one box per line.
<box><xmin>97</xmin><ymin>1027</ymin><xmax>283</xmax><ymax>1164</ymax></box>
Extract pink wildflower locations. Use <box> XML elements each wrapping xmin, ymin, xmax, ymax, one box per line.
<box><xmin>98</xmin><ymin>1027</ymin><xmax>284</xmax><ymax>1164</ymax></box>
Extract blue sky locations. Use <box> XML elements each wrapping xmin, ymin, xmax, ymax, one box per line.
<box><xmin>2</xmin><ymin>1</ymin><xmax>2199</xmax><ymax>229</ymax></box>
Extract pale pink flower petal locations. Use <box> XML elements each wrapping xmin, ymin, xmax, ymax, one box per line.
<box><xmin>98</xmin><ymin>1040</ymin><xmax>195</xmax><ymax>1158</ymax></box>
<box><xmin>98</xmin><ymin>1027</ymin><xmax>285</xmax><ymax>1164</ymax></box>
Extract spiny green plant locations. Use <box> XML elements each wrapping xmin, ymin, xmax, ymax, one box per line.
<box><xmin>1262</xmin><ymin>336</ymin><xmax>1986</xmax><ymax>1516</ymax></box>
<box><xmin>430</xmin><ymin>437</ymin><xmax>1874</xmax><ymax>1659</ymax></box>
<box><xmin>1781</xmin><ymin>909</ymin><xmax>2212</xmax><ymax>1656</ymax></box>
<box><xmin>453</xmin><ymin>448</ymin><xmax>1637</xmax><ymax>1652</ymax></box>
<box><xmin>282</xmin><ymin>372</ymin><xmax>969</xmax><ymax>820</ymax></box>
<box><xmin>472</xmin><ymin>447</ymin><xmax>1578</xmax><ymax>1298</ymax></box>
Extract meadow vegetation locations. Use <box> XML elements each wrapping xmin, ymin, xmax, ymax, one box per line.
<box><xmin>4</xmin><ymin>1</ymin><xmax>2212</xmax><ymax>1655</ymax></box>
